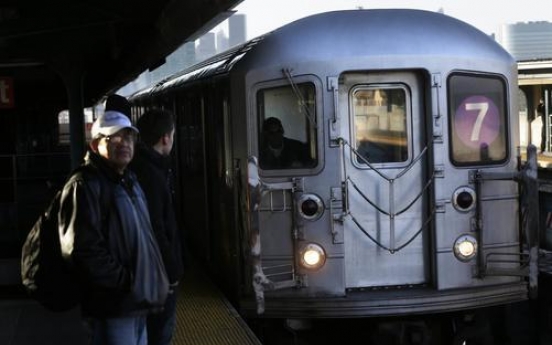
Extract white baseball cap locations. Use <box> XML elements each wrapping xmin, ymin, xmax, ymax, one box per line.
<box><xmin>91</xmin><ymin>111</ymin><xmax>139</xmax><ymax>139</ymax></box>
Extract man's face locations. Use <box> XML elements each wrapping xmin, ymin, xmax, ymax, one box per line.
<box><xmin>265</xmin><ymin>124</ymin><xmax>284</xmax><ymax>148</ymax></box>
<box><xmin>97</xmin><ymin>128</ymin><xmax>136</xmax><ymax>173</ymax></box>
<box><xmin>162</xmin><ymin>128</ymin><xmax>176</xmax><ymax>156</ymax></box>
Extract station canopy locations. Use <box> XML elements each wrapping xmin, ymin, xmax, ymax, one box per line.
<box><xmin>0</xmin><ymin>0</ymin><xmax>242</xmax><ymax>108</ymax></box>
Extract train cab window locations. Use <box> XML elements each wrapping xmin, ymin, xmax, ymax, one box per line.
<box><xmin>352</xmin><ymin>87</ymin><xmax>408</xmax><ymax>164</ymax></box>
<box><xmin>448</xmin><ymin>74</ymin><xmax>508</xmax><ymax>165</ymax></box>
<box><xmin>257</xmin><ymin>83</ymin><xmax>317</xmax><ymax>170</ymax></box>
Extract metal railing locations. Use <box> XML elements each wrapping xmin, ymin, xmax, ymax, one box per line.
<box><xmin>0</xmin><ymin>152</ymin><xmax>71</xmax><ymax>253</ymax></box>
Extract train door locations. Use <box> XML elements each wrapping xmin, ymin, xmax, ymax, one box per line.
<box><xmin>338</xmin><ymin>71</ymin><xmax>431</xmax><ymax>288</ymax></box>
<box><xmin>174</xmin><ymin>91</ymin><xmax>212</xmax><ymax>261</ymax></box>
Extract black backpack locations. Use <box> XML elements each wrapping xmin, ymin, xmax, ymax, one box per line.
<box><xmin>20</xmin><ymin>166</ymin><xmax>110</xmax><ymax>312</ymax></box>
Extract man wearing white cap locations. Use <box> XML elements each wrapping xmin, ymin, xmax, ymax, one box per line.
<box><xmin>58</xmin><ymin>108</ymin><xmax>169</xmax><ymax>345</ymax></box>
<box><xmin>90</xmin><ymin>110</ymin><xmax>138</xmax><ymax>173</ymax></box>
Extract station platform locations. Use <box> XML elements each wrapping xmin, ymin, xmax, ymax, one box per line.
<box><xmin>0</xmin><ymin>261</ymin><xmax>262</xmax><ymax>345</ymax></box>
<box><xmin>537</xmin><ymin>151</ymin><xmax>552</xmax><ymax>169</ymax></box>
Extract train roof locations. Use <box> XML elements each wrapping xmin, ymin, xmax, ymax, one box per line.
<box><xmin>130</xmin><ymin>36</ymin><xmax>264</xmax><ymax>99</ymax></box>
<box><xmin>131</xmin><ymin>9</ymin><xmax>513</xmax><ymax>99</ymax></box>
<box><xmin>242</xmin><ymin>9</ymin><xmax>513</xmax><ymax>69</ymax></box>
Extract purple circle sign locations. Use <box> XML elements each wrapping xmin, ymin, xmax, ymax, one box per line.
<box><xmin>454</xmin><ymin>95</ymin><xmax>500</xmax><ymax>148</ymax></box>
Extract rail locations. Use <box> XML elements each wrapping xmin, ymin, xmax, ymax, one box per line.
<box><xmin>472</xmin><ymin>145</ymin><xmax>539</xmax><ymax>297</ymax></box>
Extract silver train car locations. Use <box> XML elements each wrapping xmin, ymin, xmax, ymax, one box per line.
<box><xmin>130</xmin><ymin>8</ymin><xmax>538</xmax><ymax>337</ymax></box>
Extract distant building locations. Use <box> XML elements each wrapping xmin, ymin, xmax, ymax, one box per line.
<box><xmin>229</xmin><ymin>14</ymin><xmax>247</xmax><ymax>48</ymax></box>
<box><xmin>497</xmin><ymin>21</ymin><xmax>552</xmax><ymax>61</ymax></box>
<box><xmin>170</xmin><ymin>42</ymin><xmax>196</xmax><ymax>72</ymax></box>
<box><xmin>118</xmin><ymin>14</ymin><xmax>247</xmax><ymax>95</ymax></box>
<box><xmin>181</xmin><ymin>42</ymin><xmax>197</xmax><ymax>68</ymax></box>
<box><xmin>197</xmin><ymin>32</ymin><xmax>217</xmax><ymax>62</ymax></box>
<box><xmin>217</xmin><ymin>31</ymin><xmax>229</xmax><ymax>52</ymax></box>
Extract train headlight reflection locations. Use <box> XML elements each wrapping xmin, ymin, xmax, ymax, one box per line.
<box><xmin>298</xmin><ymin>194</ymin><xmax>324</xmax><ymax>221</ymax></box>
<box><xmin>453</xmin><ymin>234</ymin><xmax>478</xmax><ymax>262</ymax></box>
<box><xmin>299</xmin><ymin>243</ymin><xmax>326</xmax><ymax>270</ymax></box>
<box><xmin>452</xmin><ymin>187</ymin><xmax>476</xmax><ymax>213</ymax></box>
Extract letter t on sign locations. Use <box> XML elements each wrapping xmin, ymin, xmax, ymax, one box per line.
<box><xmin>0</xmin><ymin>77</ymin><xmax>14</xmax><ymax>108</ymax></box>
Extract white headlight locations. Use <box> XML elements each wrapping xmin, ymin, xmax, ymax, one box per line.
<box><xmin>453</xmin><ymin>234</ymin><xmax>478</xmax><ymax>262</ymax></box>
<box><xmin>299</xmin><ymin>243</ymin><xmax>326</xmax><ymax>270</ymax></box>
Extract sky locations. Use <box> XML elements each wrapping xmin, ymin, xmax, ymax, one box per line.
<box><xmin>229</xmin><ymin>0</ymin><xmax>552</xmax><ymax>38</ymax></box>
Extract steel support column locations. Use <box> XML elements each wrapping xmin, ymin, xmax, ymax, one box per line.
<box><xmin>53</xmin><ymin>59</ymin><xmax>86</xmax><ymax>169</ymax></box>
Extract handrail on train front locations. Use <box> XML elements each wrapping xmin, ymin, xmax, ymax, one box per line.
<box><xmin>472</xmin><ymin>144</ymin><xmax>539</xmax><ymax>298</ymax></box>
<box><xmin>337</xmin><ymin>138</ymin><xmax>434</xmax><ymax>254</ymax></box>
<box><xmin>246</xmin><ymin>157</ymin><xmax>303</xmax><ymax>314</ymax></box>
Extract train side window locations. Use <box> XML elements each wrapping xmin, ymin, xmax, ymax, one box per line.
<box><xmin>257</xmin><ymin>83</ymin><xmax>317</xmax><ymax>170</ymax></box>
<box><xmin>448</xmin><ymin>74</ymin><xmax>508</xmax><ymax>166</ymax></box>
<box><xmin>57</xmin><ymin>109</ymin><xmax>94</xmax><ymax>145</ymax></box>
<box><xmin>352</xmin><ymin>87</ymin><xmax>408</xmax><ymax>164</ymax></box>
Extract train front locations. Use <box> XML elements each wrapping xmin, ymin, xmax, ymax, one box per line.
<box><xmin>236</xmin><ymin>9</ymin><xmax>538</xmax><ymax>320</ymax></box>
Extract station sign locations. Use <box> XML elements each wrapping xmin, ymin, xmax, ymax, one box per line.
<box><xmin>0</xmin><ymin>77</ymin><xmax>14</xmax><ymax>109</ymax></box>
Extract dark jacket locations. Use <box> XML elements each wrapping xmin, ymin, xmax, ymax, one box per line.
<box><xmin>259</xmin><ymin>137</ymin><xmax>312</xmax><ymax>169</ymax></box>
<box><xmin>59</xmin><ymin>150</ymin><xmax>168</xmax><ymax>317</ymax></box>
<box><xmin>130</xmin><ymin>143</ymin><xmax>184</xmax><ymax>284</ymax></box>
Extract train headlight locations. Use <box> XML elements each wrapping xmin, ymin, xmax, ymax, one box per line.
<box><xmin>297</xmin><ymin>194</ymin><xmax>324</xmax><ymax>221</ymax></box>
<box><xmin>453</xmin><ymin>234</ymin><xmax>478</xmax><ymax>262</ymax></box>
<box><xmin>299</xmin><ymin>243</ymin><xmax>326</xmax><ymax>270</ymax></box>
<box><xmin>452</xmin><ymin>187</ymin><xmax>476</xmax><ymax>213</ymax></box>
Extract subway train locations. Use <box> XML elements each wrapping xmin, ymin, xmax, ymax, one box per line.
<box><xmin>129</xmin><ymin>9</ymin><xmax>539</xmax><ymax>343</ymax></box>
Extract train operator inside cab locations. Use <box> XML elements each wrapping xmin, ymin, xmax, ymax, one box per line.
<box><xmin>259</xmin><ymin>117</ymin><xmax>311</xmax><ymax>169</ymax></box>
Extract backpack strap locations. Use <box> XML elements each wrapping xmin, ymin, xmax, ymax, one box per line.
<box><xmin>68</xmin><ymin>165</ymin><xmax>113</xmax><ymax>225</ymax></box>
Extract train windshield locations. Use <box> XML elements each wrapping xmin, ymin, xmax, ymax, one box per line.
<box><xmin>352</xmin><ymin>87</ymin><xmax>409</xmax><ymax>164</ymax></box>
<box><xmin>448</xmin><ymin>73</ymin><xmax>508</xmax><ymax>165</ymax></box>
<box><xmin>257</xmin><ymin>83</ymin><xmax>317</xmax><ymax>170</ymax></box>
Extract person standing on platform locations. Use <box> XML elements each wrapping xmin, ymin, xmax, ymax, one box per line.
<box><xmin>538</xmin><ymin>99</ymin><xmax>546</xmax><ymax>153</ymax></box>
<box><xmin>130</xmin><ymin>107</ymin><xmax>184</xmax><ymax>345</ymax></box>
<box><xmin>59</xmin><ymin>109</ymin><xmax>169</xmax><ymax>345</ymax></box>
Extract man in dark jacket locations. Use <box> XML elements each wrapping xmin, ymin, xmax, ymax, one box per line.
<box><xmin>130</xmin><ymin>108</ymin><xmax>184</xmax><ymax>345</ymax></box>
<box><xmin>59</xmin><ymin>109</ymin><xmax>169</xmax><ymax>345</ymax></box>
<box><xmin>259</xmin><ymin>117</ymin><xmax>312</xmax><ymax>169</ymax></box>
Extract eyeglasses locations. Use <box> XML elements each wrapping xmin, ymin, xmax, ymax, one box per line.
<box><xmin>104</xmin><ymin>131</ymin><xmax>137</xmax><ymax>144</ymax></box>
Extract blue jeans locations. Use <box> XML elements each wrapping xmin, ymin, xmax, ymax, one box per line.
<box><xmin>147</xmin><ymin>288</ymin><xmax>178</xmax><ymax>345</ymax></box>
<box><xmin>88</xmin><ymin>315</ymin><xmax>147</xmax><ymax>345</ymax></box>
